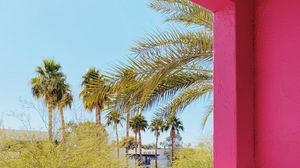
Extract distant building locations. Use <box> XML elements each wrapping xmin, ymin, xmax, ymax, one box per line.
<box><xmin>127</xmin><ymin>148</ymin><xmax>169</xmax><ymax>168</ymax></box>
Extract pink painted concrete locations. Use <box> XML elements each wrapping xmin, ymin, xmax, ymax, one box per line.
<box><xmin>255</xmin><ymin>0</ymin><xmax>300</xmax><ymax>167</ymax></box>
<box><xmin>192</xmin><ymin>0</ymin><xmax>255</xmax><ymax>167</ymax></box>
<box><xmin>194</xmin><ymin>0</ymin><xmax>300</xmax><ymax>167</ymax></box>
<box><xmin>191</xmin><ymin>0</ymin><xmax>232</xmax><ymax>12</ymax></box>
<box><xmin>213</xmin><ymin>4</ymin><xmax>238</xmax><ymax>168</ymax></box>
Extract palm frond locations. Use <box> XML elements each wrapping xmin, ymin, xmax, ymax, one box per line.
<box><xmin>130</xmin><ymin>29</ymin><xmax>213</xmax><ymax>60</ymax></box>
<box><xmin>149</xmin><ymin>0</ymin><xmax>213</xmax><ymax>30</ymax></box>
<box><xmin>143</xmin><ymin>70</ymin><xmax>212</xmax><ymax>110</ymax></box>
<box><xmin>200</xmin><ymin>105</ymin><xmax>213</xmax><ymax>129</ymax></box>
<box><xmin>137</xmin><ymin>48</ymin><xmax>212</xmax><ymax>109</ymax></box>
<box><xmin>158</xmin><ymin>82</ymin><xmax>212</xmax><ymax>118</ymax></box>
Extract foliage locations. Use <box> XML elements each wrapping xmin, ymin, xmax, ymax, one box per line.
<box><xmin>142</xmin><ymin>143</ymin><xmax>156</xmax><ymax>149</ymax></box>
<box><xmin>105</xmin><ymin>110</ymin><xmax>125</xmax><ymax>128</ymax></box>
<box><xmin>129</xmin><ymin>114</ymin><xmax>149</xmax><ymax>134</ymax></box>
<box><xmin>119</xmin><ymin>136</ymin><xmax>137</xmax><ymax>150</ymax></box>
<box><xmin>80</xmin><ymin>68</ymin><xmax>111</xmax><ymax>126</ymax></box>
<box><xmin>149</xmin><ymin>118</ymin><xmax>165</xmax><ymax>137</ymax></box>
<box><xmin>172</xmin><ymin>142</ymin><xmax>213</xmax><ymax>168</ymax></box>
<box><xmin>105</xmin><ymin>109</ymin><xmax>125</xmax><ymax>157</ymax></box>
<box><xmin>7</xmin><ymin>0</ymin><xmax>215</xmax><ymax>167</ymax></box>
<box><xmin>31</xmin><ymin>59</ymin><xmax>67</xmax><ymax>141</ymax></box>
<box><xmin>160</xmin><ymin>134</ymin><xmax>183</xmax><ymax>149</ymax></box>
<box><xmin>0</xmin><ymin>122</ymin><xmax>121</xmax><ymax>168</ymax></box>
<box><xmin>165</xmin><ymin>115</ymin><xmax>184</xmax><ymax>136</ymax></box>
<box><xmin>57</xmin><ymin>81</ymin><xmax>73</xmax><ymax>142</ymax></box>
<box><xmin>93</xmin><ymin>0</ymin><xmax>214</xmax><ymax>127</ymax></box>
<box><xmin>129</xmin><ymin>114</ymin><xmax>148</xmax><ymax>161</ymax></box>
<box><xmin>149</xmin><ymin>0</ymin><xmax>213</xmax><ymax>29</ymax></box>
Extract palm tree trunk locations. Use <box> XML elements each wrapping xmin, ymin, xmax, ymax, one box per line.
<box><xmin>171</xmin><ymin>130</ymin><xmax>175</xmax><ymax>166</ymax></box>
<box><xmin>60</xmin><ymin>109</ymin><xmax>66</xmax><ymax>143</ymax></box>
<box><xmin>95</xmin><ymin>104</ymin><xmax>101</xmax><ymax>126</ymax></box>
<box><xmin>134</xmin><ymin>132</ymin><xmax>138</xmax><ymax>166</ymax></box>
<box><xmin>115</xmin><ymin>125</ymin><xmax>120</xmax><ymax>158</ymax></box>
<box><xmin>48</xmin><ymin>106</ymin><xmax>53</xmax><ymax>142</ymax></box>
<box><xmin>126</xmin><ymin>111</ymin><xmax>130</xmax><ymax>154</ymax></box>
<box><xmin>155</xmin><ymin>133</ymin><xmax>159</xmax><ymax>168</ymax></box>
<box><xmin>125</xmin><ymin>110</ymin><xmax>130</xmax><ymax>168</ymax></box>
<box><xmin>138</xmin><ymin>130</ymin><xmax>142</xmax><ymax>162</ymax></box>
<box><xmin>134</xmin><ymin>132</ymin><xmax>137</xmax><ymax>157</ymax></box>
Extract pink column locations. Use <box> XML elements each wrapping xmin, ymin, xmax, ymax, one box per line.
<box><xmin>192</xmin><ymin>0</ymin><xmax>255</xmax><ymax>168</ymax></box>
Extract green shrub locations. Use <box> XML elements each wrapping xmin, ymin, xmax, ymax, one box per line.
<box><xmin>0</xmin><ymin>122</ymin><xmax>121</xmax><ymax>168</ymax></box>
<box><xmin>172</xmin><ymin>142</ymin><xmax>212</xmax><ymax>168</ymax></box>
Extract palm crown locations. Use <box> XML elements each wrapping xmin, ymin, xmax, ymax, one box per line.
<box><xmin>129</xmin><ymin>114</ymin><xmax>149</xmax><ymax>133</ymax></box>
<box><xmin>150</xmin><ymin>118</ymin><xmax>165</xmax><ymax>137</ymax></box>
<box><xmin>166</xmin><ymin>115</ymin><xmax>184</xmax><ymax>135</ymax></box>
<box><xmin>105</xmin><ymin>110</ymin><xmax>125</xmax><ymax>127</ymax></box>
<box><xmin>80</xmin><ymin>68</ymin><xmax>111</xmax><ymax>126</ymax></box>
<box><xmin>31</xmin><ymin>59</ymin><xmax>65</xmax><ymax>106</ymax></box>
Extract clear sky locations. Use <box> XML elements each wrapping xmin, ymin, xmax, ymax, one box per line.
<box><xmin>0</xmin><ymin>0</ymin><xmax>212</xmax><ymax>146</ymax></box>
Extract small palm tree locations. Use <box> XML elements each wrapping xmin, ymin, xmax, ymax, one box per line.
<box><xmin>105</xmin><ymin>110</ymin><xmax>125</xmax><ymax>158</ymax></box>
<box><xmin>129</xmin><ymin>115</ymin><xmax>140</xmax><ymax>160</ymax></box>
<box><xmin>31</xmin><ymin>59</ymin><xmax>65</xmax><ymax>141</ymax></box>
<box><xmin>57</xmin><ymin>84</ymin><xmax>73</xmax><ymax>142</ymax></box>
<box><xmin>165</xmin><ymin>115</ymin><xmax>184</xmax><ymax>165</ymax></box>
<box><xmin>129</xmin><ymin>114</ymin><xmax>148</xmax><ymax>162</ymax></box>
<box><xmin>80</xmin><ymin>68</ymin><xmax>110</xmax><ymax>126</ymax></box>
<box><xmin>149</xmin><ymin>118</ymin><xmax>165</xmax><ymax>168</ymax></box>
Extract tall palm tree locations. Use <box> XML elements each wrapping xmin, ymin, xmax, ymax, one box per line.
<box><xmin>105</xmin><ymin>109</ymin><xmax>125</xmax><ymax>158</ymax></box>
<box><xmin>149</xmin><ymin>118</ymin><xmax>165</xmax><ymax>168</ymax></box>
<box><xmin>31</xmin><ymin>59</ymin><xmax>65</xmax><ymax>141</ymax></box>
<box><xmin>129</xmin><ymin>114</ymin><xmax>148</xmax><ymax>162</ymax></box>
<box><xmin>165</xmin><ymin>115</ymin><xmax>184</xmax><ymax>165</ymax></box>
<box><xmin>57</xmin><ymin>84</ymin><xmax>73</xmax><ymax>142</ymax></box>
<box><xmin>80</xmin><ymin>68</ymin><xmax>110</xmax><ymax>126</ymax></box>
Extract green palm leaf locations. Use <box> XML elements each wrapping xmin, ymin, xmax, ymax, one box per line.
<box><xmin>159</xmin><ymin>83</ymin><xmax>212</xmax><ymax>118</ymax></box>
<box><xmin>149</xmin><ymin>0</ymin><xmax>213</xmax><ymax>30</ymax></box>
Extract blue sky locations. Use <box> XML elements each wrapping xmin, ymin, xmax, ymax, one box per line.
<box><xmin>0</xmin><ymin>0</ymin><xmax>212</xmax><ymax>146</ymax></box>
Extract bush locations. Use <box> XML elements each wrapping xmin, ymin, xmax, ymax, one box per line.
<box><xmin>172</xmin><ymin>142</ymin><xmax>212</xmax><ymax>168</ymax></box>
<box><xmin>0</xmin><ymin>122</ymin><xmax>121</xmax><ymax>168</ymax></box>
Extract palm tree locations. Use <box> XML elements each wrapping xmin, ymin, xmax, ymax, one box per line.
<box><xmin>57</xmin><ymin>83</ymin><xmax>73</xmax><ymax>142</ymax></box>
<box><xmin>80</xmin><ymin>68</ymin><xmax>110</xmax><ymax>127</ymax></box>
<box><xmin>103</xmin><ymin>0</ymin><xmax>213</xmax><ymax>127</ymax></box>
<box><xmin>82</xmin><ymin>1</ymin><xmax>213</xmax><ymax>157</ymax></box>
<box><xmin>149</xmin><ymin>118</ymin><xmax>165</xmax><ymax>168</ymax></box>
<box><xmin>105</xmin><ymin>109</ymin><xmax>125</xmax><ymax>158</ymax></box>
<box><xmin>129</xmin><ymin>115</ymin><xmax>140</xmax><ymax>160</ymax></box>
<box><xmin>165</xmin><ymin>115</ymin><xmax>184</xmax><ymax>165</ymax></box>
<box><xmin>106</xmin><ymin>68</ymin><xmax>140</xmax><ymax>155</ymax></box>
<box><xmin>129</xmin><ymin>114</ymin><xmax>148</xmax><ymax>162</ymax></box>
<box><xmin>31</xmin><ymin>59</ymin><xmax>65</xmax><ymax>141</ymax></box>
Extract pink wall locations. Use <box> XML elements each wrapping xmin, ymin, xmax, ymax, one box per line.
<box><xmin>255</xmin><ymin>0</ymin><xmax>300</xmax><ymax>167</ymax></box>
<box><xmin>193</xmin><ymin>0</ymin><xmax>300</xmax><ymax>167</ymax></box>
<box><xmin>193</xmin><ymin>0</ymin><xmax>255</xmax><ymax>167</ymax></box>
